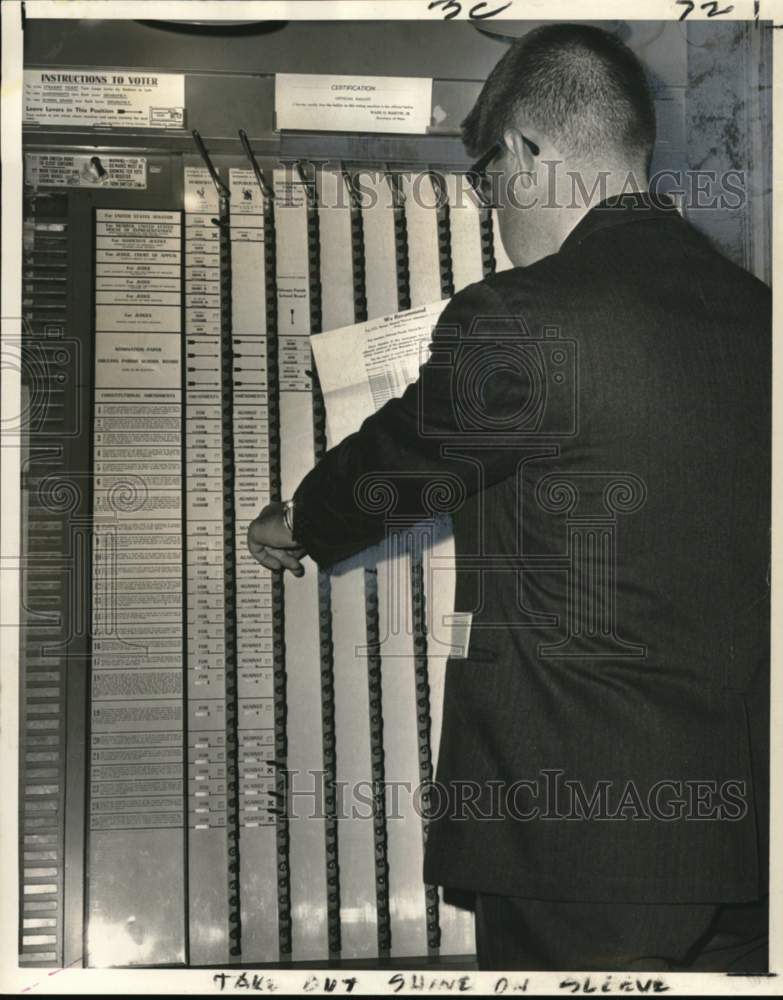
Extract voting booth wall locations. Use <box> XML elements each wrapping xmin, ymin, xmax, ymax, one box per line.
<box><xmin>17</xmin><ymin>17</ymin><xmax>769</xmax><ymax>969</ymax></box>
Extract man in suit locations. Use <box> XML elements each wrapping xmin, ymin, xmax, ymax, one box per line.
<box><xmin>248</xmin><ymin>24</ymin><xmax>770</xmax><ymax>972</ymax></box>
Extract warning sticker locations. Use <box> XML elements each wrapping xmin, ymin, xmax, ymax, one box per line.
<box><xmin>25</xmin><ymin>153</ymin><xmax>148</xmax><ymax>190</ymax></box>
<box><xmin>23</xmin><ymin>70</ymin><xmax>185</xmax><ymax>130</ymax></box>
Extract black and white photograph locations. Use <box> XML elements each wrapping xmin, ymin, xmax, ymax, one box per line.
<box><xmin>0</xmin><ymin>0</ymin><xmax>779</xmax><ymax>993</ymax></box>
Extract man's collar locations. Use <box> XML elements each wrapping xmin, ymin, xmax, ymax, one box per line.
<box><xmin>560</xmin><ymin>191</ymin><xmax>681</xmax><ymax>254</ymax></box>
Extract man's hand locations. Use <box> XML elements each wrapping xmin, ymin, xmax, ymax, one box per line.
<box><xmin>247</xmin><ymin>502</ymin><xmax>306</xmax><ymax>576</ymax></box>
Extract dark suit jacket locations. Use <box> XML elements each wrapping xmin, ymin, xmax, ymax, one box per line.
<box><xmin>292</xmin><ymin>193</ymin><xmax>771</xmax><ymax>903</ymax></box>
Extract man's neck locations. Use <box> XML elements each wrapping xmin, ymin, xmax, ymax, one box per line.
<box><xmin>503</xmin><ymin>163</ymin><xmax>651</xmax><ymax>267</ymax></box>
<box><xmin>555</xmin><ymin>165</ymin><xmax>650</xmax><ymax>250</ymax></box>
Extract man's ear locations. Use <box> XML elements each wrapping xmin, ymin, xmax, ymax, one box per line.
<box><xmin>503</xmin><ymin>126</ymin><xmax>537</xmax><ymax>173</ymax></box>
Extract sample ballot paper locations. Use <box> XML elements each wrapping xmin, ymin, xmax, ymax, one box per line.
<box><xmin>310</xmin><ymin>300</ymin><xmax>449</xmax><ymax>447</ymax></box>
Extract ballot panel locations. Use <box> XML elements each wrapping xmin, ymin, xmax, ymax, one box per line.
<box><xmin>19</xmin><ymin>150</ymin><xmax>505</xmax><ymax>968</ymax></box>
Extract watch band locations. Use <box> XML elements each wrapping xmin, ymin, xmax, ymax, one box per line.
<box><xmin>282</xmin><ymin>498</ymin><xmax>295</xmax><ymax>537</ymax></box>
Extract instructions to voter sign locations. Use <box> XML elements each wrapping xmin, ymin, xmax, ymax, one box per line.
<box><xmin>23</xmin><ymin>70</ymin><xmax>185</xmax><ymax>129</ymax></box>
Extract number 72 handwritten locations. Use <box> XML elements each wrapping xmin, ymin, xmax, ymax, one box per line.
<box><xmin>676</xmin><ymin>0</ymin><xmax>735</xmax><ymax>19</ymax></box>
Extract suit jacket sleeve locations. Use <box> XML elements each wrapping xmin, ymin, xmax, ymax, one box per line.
<box><xmin>291</xmin><ymin>279</ymin><xmax>528</xmax><ymax>567</ymax></box>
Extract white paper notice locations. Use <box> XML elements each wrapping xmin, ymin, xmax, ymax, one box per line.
<box><xmin>310</xmin><ymin>300</ymin><xmax>449</xmax><ymax>447</ymax></box>
<box><xmin>24</xmin><ymin>70</ymin><xmax>185</xmax><ymax>129</ymax></box>
<box><xmin>275</xmin><ymin>73</ymin><xmax>432</xmax><ymax>135</ymax></box>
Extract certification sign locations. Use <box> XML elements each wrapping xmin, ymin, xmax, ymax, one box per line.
<box><xmin>275</xmin><ymin>73</ymin><xmax>432</xmax><ymax>135</ymax></box>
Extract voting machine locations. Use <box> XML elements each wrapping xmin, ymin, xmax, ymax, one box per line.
<box><xmin>17</xmin><ymin>15</ymin><xmax>764</xmax><ymax>969</ymax></box>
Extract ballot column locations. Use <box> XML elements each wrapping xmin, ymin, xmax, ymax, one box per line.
<box><xmin>397</xmin><ymin>171</ymin><xmax>445</xmax><ymax>957</ymax></box>
<box><xmin>183</xmin><ymin>166</ymin><xmax>231</xmax><ymax>963</ymax></box>
<box><xmin>358</xmin><ymin>169</ymin><xmax>424</xmax><ymax>958</ymax></box>
<box><xmin>89</xmin><ymin>209</ymin><xmax>186</xmax><ymax>966</ymax></box>
<box><xmin>316</xmin><ymin>166</ymin><xmax>378</xmax><ymax>960</ymax></box>
<box><xmin>348</xmin><ymin>168</ymin><xmax>401</xmax><ymax>957</ymax></box>
<box><xmin>273</xmin><ymin>164</ymin><xmax>328</xmax><ymax>960</ymax></box>
<box><xmin>228</xmin><ymin>167</ymin><xmax>279</xmax><ymax>962</ymax></box>
<box><xmin>444</xmin><ymin>174</ymin><xmax>485</xmax><ymax>294</ymax></box>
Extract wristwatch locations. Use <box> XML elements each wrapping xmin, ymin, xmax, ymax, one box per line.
<box><xmin>282</xmin><ymin>498</ymin><xmax>295</xmax><ymax>537</ymax></box>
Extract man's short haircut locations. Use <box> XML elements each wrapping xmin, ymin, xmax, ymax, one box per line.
<box><xmin>462</xmin><ymin>23</ymin><xmax>656</xmax><ymax>168</ymax></box>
